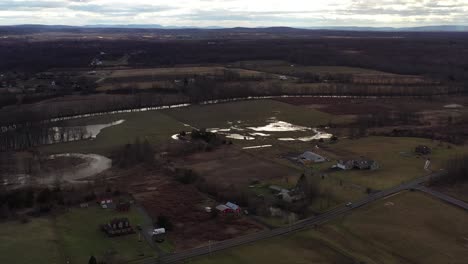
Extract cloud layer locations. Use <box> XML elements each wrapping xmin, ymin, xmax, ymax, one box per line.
<box><xmin>0</xmin><ymin>0</ymin><xmax>467</xmax><ymax>27</ymax></box>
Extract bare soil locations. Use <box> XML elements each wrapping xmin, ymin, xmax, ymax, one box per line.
<box><xmin>113</xmin><ymin>166</ymin><xmax>264</xmax><ymax>251</ymax></box>
<box><xmin>177</xmin><ymin>146</ymin><xmax>297</xmax><ymax>190</ymax></box>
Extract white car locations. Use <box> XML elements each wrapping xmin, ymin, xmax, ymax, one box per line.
<box><xmin>152</xmin><ymin>228</ymin><xmax>166</xmax><ymax>235</ymax></box>
<box><xmin>345</xmin><ymin>202</ymin><xmax>353</xmax><ymax>207</ymax></box>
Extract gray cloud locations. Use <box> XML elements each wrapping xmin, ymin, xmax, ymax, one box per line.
<box><xmin>0</xmin><ymin>0</ymin><xmax>467</xmax><ymax>27</ymax></box>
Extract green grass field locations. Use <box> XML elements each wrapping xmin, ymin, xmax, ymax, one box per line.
<box><xmin>323</xmin><ymin>137</ymin><xmax>468</xmax><ymax>190</ymax></box>
<box><xmin>41</xmin><ymin>99</ymin><xmax>349</xmax><ymax>155</ymax></box>
<box><xmin>0</xmin><ymin>218</ymin><xmax>61</xmax><ymax>264</ymax></box>
<box><xmin>0</xmin><ymin>206</ymin><xmax>154</xmax><ymax>264</ymax></box>
<box><xmin>164</xmin><ymin>99</ymin><xmax>348</xmax><ymax>129</ymax></box>
<box><xmin>55</xmin><ymin>206</ymin><xmax>154</xmax><ymax>264</ymax></box>
<box><xmin>316</xmin><ymin>191</ymin><xmax>468</xmax><ymax>264</ymax></box>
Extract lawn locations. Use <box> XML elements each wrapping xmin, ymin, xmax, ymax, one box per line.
<box><xmin>316</xmin><ymin>191</ymin><xmax>468</xmax><ymax>264</ymax></box>
<box><xmin>0</xmin><ymin>218</ymin><xmax>61</xmax><ymax>264</ymax></box>
<box><xmin>41</xmin><ymin>110</ymin><xmax>186</xmax><ymax>155</ymax></box>
<box><xmin>320</xmin><ymin>137</ymin><xmax>468</xmax><ymax>190</ymax></box>
<box><xmin>0</xmin><ymin>206</ymin><xmax>154</xmax><ymax>264</ymax></box>
<box><xmin>55</xmin><ymin>206</ymin><xmax>154</xmax><ymax>264</ymax></box>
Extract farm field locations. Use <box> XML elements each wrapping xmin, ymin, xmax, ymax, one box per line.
<box><xmin>191</xmin><ymin>191</ymin><xmax>468</xmax><ymax>264</ymax></box>
<box><xmin>320</xmin><ymin>136</ymin><xmax>467</xmax><ymax>190</ymax></box>
<box><xmin>238</xmin><ymin>136</ymin><xmax>467</xmax><ymax>213</ymax></box>
<box><xmin>0</xmin><ymin>206</ymin><xmax>154</xmax><ymax>264</ymax></box>
<box><xmin>315</xmin><ymin>191</ymin><xmax>468</xmax><ymax>264</ymax></box>
<box><xmin>96</xmin><ymin>66</ymin><xmax>277</xmax><ymax>91</ymax></box>
<box><xmin>55</xmin><ymin>206</ymin><xmax>154</xmax><ymax>264</ymax></box>
<box><xmin>40</xmin><ymin>99</ymin><xmax>349</xmax><ymax>155</ymax></box>
<box><xmin>163</xmin><ymin>99</ymin><xmax>348</xmax><ymax>129</ymax></box>
<box><xmin>0</xmin><ymin>218</ymin><xmax>61</xmax><ymax>264</ymax></box>
<box><xmin>234</xmin><ymin>60</ymin><xmax>389</xmax><ymax>75</ymax></box>
<box><xmin>179</xmin><ymin>146</ymin><xmax>298</xmax><ymax>190</ymax></box>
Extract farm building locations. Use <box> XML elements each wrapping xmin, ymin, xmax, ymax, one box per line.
<box><xmin>334</xmin><ymin>159</ymin><xmax>379</xmax><ymax>171</ymax></box>
<box><xmin>270</xmin><ymin>184</ymin><xmax>305</xmax><ymax>203</ymax></box>
<box><xmin>296</xmin><ymin>151</ymin><xmax>326</xmax><ymax>164</ymax></box>
<box><xmin>101</xmin><ymin>218</ymin><xmax>134</xmax><ymax>237</ymax></box>
<box><xmin>98</xmin><ymin>197</ymin><xmax>114</xmax><ymax>209</ymax></box>
<box><xmin>415</xmin><ymin>145</ymin><xmax>432</xmax><ymax>155</ymax></box>
<box><xmin>216</xmin><ymin>204</ymin><xmax>233</xmax><ymax>214</ymax></box>
<box><xmin>226</xmin><ymin>202</ymin><xmax>241</xmax><ymax>214</ymax></box>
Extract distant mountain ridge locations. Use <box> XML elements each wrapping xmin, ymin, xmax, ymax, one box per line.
<box><xmin>1</xmin><ymin>24</ymin><xmax>468</xmax><ymax>32</ymax></box>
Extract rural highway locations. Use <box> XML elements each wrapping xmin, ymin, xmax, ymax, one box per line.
<box><xmin>141</xmin><ymin>172</ymin><xmax>454</xmax><ymax>264</ymax></box>
<box><xmin>415</xmin><ymin>185</ymin><xmax>468</xmax><ymax>210</ymax></box>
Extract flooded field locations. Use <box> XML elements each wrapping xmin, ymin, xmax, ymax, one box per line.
<box><xmin>48</xmin><ymin>120</ymin><xmax>125</xmax><ymax>144</ymax></box>
<box><xmin>2</xmin><ymin>153</ymin><xmax>112</xmax><ymax>187</ymax></box>
<box><xmin>173</xmin><ymin>119</ymin><xmax>333</xmax><ymax>142</ymax></box>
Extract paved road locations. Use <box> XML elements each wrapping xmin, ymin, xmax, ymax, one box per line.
<box><xmin>416</xmin><ymin>185</ymin><xmax>468</xmax><ymax>210</ymax></box>
<box><xmin>141</xmin><ymin>172</ymin><xmax>443</xmax><ymax>264</ymax></box>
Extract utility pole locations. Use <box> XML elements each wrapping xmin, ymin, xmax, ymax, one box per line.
<box><xmin>208</xmin><ymin>240</ymin><xmax>212</xmax><ymax>255</ymax></box>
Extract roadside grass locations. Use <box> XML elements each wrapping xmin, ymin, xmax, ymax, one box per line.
<box><xmin>0</xmin><ymin>218</ymin><xmax>61</xmax><ymax>264</ymax></box>
<box><xmin>55</xmin><ymin>206</ymin><xmax>154</xmax><ymax>264</ymax></box>
<box><xmin>316</xmin><ymin>191</ymin><xmax>468</xmax><ymax>264</ymax></box>
<box><xmin>163</xmin><ymin>99</ymin><xmax>349</xmax><ymax>129</ymax></box>
<box><xmin>188</xmin><ymin>229</ymin><xmax>355</xmax><ymax>264</ymax></box>
<box><xmin>432</xmin><ymin>182</ymin><xmax>468</xmax><ymax>203</ymax></box>
<box><xmin>41</xmin><ymin>110</ymin><xmax>186</xmax><ymax>155</ymax></box>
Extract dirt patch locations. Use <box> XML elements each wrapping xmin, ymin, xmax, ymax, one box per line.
<box><xmin>178</xmin><ymin>146</ymin><xmax>297</xmax><ymax>190</ymax></box>
<box><xmin>114</xmin><ymin>166</ymin><xmax>264</xmax><ymax>251</ymax></box>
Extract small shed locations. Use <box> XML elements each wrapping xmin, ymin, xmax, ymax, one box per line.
<box><xmin>98</xmin><ymin>198</ymin><xmax>114</xmax><ymax>209</ymax></box>
<box><xmin>336</xmin><ymin>160</ymin><xmax>355</xmax><ymax>170</ymax></box>
<box><xmin>297</xmin><ymin>151</ymin><xmax>326</xmax><ymax>164</ymax></box>
<box><xmin>415</xmin><ymin>145</ymin><xmax>431</xmax><ymax>155</ymax></box>
<box><xmin>226</xmin><ymin>202</ymin><xmax>241</xmax><ymax>214</ymax></box>
<box><xmin>216</xmin><ymin>204</ymin><xmax>232</xmax><ymax>214</ymax></box>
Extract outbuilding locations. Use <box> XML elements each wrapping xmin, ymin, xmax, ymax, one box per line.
<box><xmin>297</xmin><ymin>151</ymin><xmax>326</xmax><ymax>164</ymax></box>
<box><xmin>216</xmin><ymin>204</ymin><xmax>233</xmax><ymax>214</ymax></box>
<box><xmin>225</xmin><ymin>202</ymin><xmax>241</xmax><ymax>214</ymax></box>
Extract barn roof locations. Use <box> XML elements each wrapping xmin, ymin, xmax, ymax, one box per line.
<box><xmin>298</xmin><ymin>151</ymin><xmax>325</xmax><ymax>162</ymax></box>
<box><xmin>216</xmin><ymin>204</ymin><xmax>230</xmax><ymax>211</ymax></box>
<box><xmin>226</xmin><ymin>202</ymin><xmax>240</xmax><ymax>210</ymax></box>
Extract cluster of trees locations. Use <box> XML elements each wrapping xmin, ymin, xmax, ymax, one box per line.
<box><xmin>0</xmin><ymin>186</ymin><xmax>97</xmax><ymax>219</ymax></box>
<box><xmin>348</xmin><ymin>111</ymin><xmax>421</xmax><ymax>138</ymax></box>
<box><xmin>430</xmin><ymin>155</ymin><xmax>468</xmax><ymax>186</ymax></box>
<box><xmin>114</xmin><ymin>138</ymin><xmax>155</xmax><ymax>168</ymax></box>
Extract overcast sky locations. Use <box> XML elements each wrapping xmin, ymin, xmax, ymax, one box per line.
<box><xmin>0</xmin><ymin>0</ymin><xmax>467</xmax><ymax>27</ymax></box>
